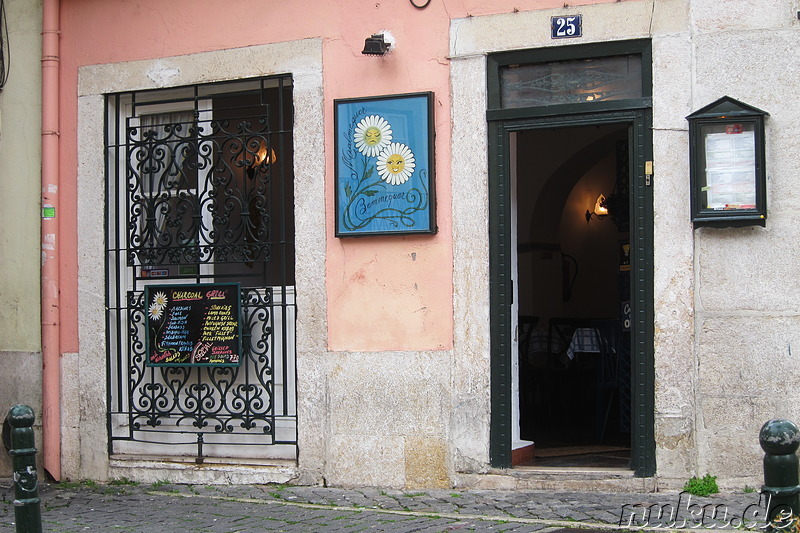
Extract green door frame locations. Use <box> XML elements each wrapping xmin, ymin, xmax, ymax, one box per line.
<box><xmin>487</xmin><ymin>40</ymin><xmax>656</xmax><ymax>477</ymax></box>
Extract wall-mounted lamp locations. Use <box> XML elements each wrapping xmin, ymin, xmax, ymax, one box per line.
<box><xmin>253</xmin><ymin>139</ymin><xmax>277</xmax><ymax>168</ymax></box>
<box><xmin>242</xmin><ymin>137</ymin><xmax>277</xmax><ymax>180</ymax></box>
<box><xmin>585</xmin><ymin>194</ymin><xmax>609</xmax><ymax>222</ymax></box>
<box><xmin>362</xmin><ymin>34</ymin><xmax>391</xmax><ymax>55</ymax></box>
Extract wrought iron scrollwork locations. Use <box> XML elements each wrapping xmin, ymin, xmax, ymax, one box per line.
<box><xmin>108</xmin><ymin>78</ymin><xmax>296</xmax><ymax>461</ymax></box>
<box><xmin>127</xmin><ymin>288</ymin><xmax>278</xmax><ymax>438</ymax></box>
<box><xmin>127</xmin><ymin>114</ymin><xmax>274</xmax><ymax>266</ymax></box>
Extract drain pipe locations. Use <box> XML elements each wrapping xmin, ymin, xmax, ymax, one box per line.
<box><xmin>41</xmin><ymin>0</ymin><xmax>61</xmax><ymax>481</ymax></box>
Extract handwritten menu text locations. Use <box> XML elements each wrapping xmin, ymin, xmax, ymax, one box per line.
<box><xmin>145</xmin><ymin>283</ymin><xmax>242</xmax><ymax>366</ymax></box>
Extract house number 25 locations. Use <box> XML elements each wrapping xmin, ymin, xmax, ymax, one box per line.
<box><xmin>551</xmin><ymin>15</ymin><xmax>582</xmax><ymax>39</ymax></box>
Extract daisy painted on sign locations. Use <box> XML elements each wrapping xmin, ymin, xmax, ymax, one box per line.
<box><xmin>334</xmin><ymin>92</ymin><xmax>436</xmax><ymax>236</ymax></box>
<box><xmin>148</xmin><ymin>291</ymin><xmax>167</xmax><ymax>320</ymax></box>
<box><xmin>377</xmin><ymin>142</ymin><xmax>415</xmax><ymax>185</ymax></box>
<box><xmin>354</xmin><ymin>114</ymin><xmax>393</xmax><ymax>157</ymax></box>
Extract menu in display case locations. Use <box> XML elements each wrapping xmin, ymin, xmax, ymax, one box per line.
<box><xmin>688</xmin><ymin>96</ymin><xmax>768</xmax><ymax>226</ymax></box>
<box><xmin>703</xmin><ymin>125</ymin><xmax>756</xmax><ymax>211</ymax></box>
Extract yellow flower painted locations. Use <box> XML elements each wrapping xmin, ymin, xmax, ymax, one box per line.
<box><xmin>354</xmin><ymin>115</ymin><xmax>392</xmax><ymax>157</ymax></box>
<box><xmin>148</xmin><ymin>291</ymin><xmax>168</xmax><ymax>320</ymax></box>
<box><xmin>153</xmin><ymin>291</ymin><xmax>168</xmax><ymax>308</ymax></box>
<box><xmin>148</xmin><ymin>302</ymin><xmax>164</xmax><ymax>321</ymax></box>
<box><xmin>376</xmin><ymin>142</ymin><xmax>415</xmax><ymax>185</ymax></box>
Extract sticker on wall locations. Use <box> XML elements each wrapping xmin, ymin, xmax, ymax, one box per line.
<box><xmin>334</xmin><ymin>92</ymin><xmax>436</xmax><ymax>236</ymax></box>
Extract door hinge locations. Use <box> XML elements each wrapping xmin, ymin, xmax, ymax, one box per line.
<box><xmin>645</xmin><ymin>160</ymin><xmax>653</xmax><ymax>186</ymax></box>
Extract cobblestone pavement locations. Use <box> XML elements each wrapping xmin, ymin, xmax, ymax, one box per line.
<box><xmin>0</xmin><ymin>480</ymin><xmax>770</xmax><ymax>533</ymax></box>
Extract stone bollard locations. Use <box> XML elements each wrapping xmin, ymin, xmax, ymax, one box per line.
<box><xmin>760</xmin><ymin>418</ymin><xmax>800</xmax><ymax>529</ymax></box>
<box><xmin>4</xmin><ymin>405</ymin><xmax>42</xmax><ymax>533</ymax></box>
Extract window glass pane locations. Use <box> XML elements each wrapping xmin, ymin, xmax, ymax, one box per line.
<box><xmin>500</xmin><ymin>54</ymin><xmax>642</xmax><ymax>108</ymax></box>
<box><xmin>130</xmin><ymin>109</ymin><xmax>204</xmax><ymax>267</ymax></box>
<box><xmin>124</xmin><ymin>82</ymin><xmax>295</xmax><ymax>287</ymax></box>
<box><xmin>138</xmin><ymin>111</ymin><xmax>198</xmax><ymax>192</ymax></box>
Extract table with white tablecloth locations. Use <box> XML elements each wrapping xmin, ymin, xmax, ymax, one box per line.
<box><xmin>566</xmin><ymin>327</ymin><xmax>604</xmax><ymax>360</ymax></box>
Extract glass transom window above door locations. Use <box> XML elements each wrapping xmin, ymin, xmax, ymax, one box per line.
<box><xmin>500</xmin><ymin>54</ymin><xmax>643</xmax><ymax>108</ymax></box>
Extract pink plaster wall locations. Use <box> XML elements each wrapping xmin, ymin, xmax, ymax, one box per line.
<box><xmin>58</xmin><ymin>0</ymin><xmax>623</xmax><ymax>353</ymax></box>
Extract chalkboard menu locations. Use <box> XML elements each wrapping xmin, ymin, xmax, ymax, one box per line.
<box><xmin>144</xmin><ymin>283</ymin><xmax>242</xmax><ymax>367</ymax></box>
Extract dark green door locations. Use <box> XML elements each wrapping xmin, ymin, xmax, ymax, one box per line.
<box><xmin>487</xmin><ymin>40</ymin><xmax>655</xmax><ymax>476</ymax></box>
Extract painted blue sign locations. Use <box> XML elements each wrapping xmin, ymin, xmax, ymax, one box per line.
<box><xmin>334</xmin><ymin>92</ymin><xmax>436</xmax><ymax>236</ymax></box>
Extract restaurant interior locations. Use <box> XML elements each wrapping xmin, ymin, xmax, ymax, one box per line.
<box><xmin>512</xmin><ymin>123</ymin><xmax>632</xmax><ymax>468</ymax></box>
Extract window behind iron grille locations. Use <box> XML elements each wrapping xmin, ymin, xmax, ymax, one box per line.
<box><xmin>105</xmin><ymin>76</ymin><xmax>297</xmax><ymax>461</ymax></box>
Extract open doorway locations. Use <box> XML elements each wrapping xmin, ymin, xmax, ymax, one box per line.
<box><xmin>512</xmin><ymin>123</ymin><xmax>632</xmax><ymax>468</ymax></box>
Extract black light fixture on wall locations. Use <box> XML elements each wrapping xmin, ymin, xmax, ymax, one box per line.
<box><xmin>362</xmin><ymin>34</ymin><xmax>391</xmax><ymax>56</ymax></box>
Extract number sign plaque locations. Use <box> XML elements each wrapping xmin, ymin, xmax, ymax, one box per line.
<box><xmin>144</xmin><ymin>283</ymin><xmax>242</xmax><ymax>367</ymax></box>
<box><xmin>551</xmin><ymin>15</ymin><xmax>582</xmax><ymax>39</ymax></box>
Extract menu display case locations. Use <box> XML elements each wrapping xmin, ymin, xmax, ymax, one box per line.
<box><xmin>687</xmin><ymin>96</ymin><xmax>768</xmax><ymax>227</ymax></box>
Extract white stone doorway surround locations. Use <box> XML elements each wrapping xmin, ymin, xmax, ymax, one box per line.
<box><xmin>449</xmin><ymin>4</ymin><xmax>658</xmax><ymax>488</ymax></box>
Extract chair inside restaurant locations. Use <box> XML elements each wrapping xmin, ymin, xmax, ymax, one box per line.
<box><xmin>517</xmin><ymin>316</ymin><xmax>631</xmax><ymax>467</ymax></box>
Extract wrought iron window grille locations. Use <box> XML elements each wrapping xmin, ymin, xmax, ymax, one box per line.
<box><xmin>106</xmin><ymin>76</ymin><xmax>297</xmax><ymax>463</ymax></box>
